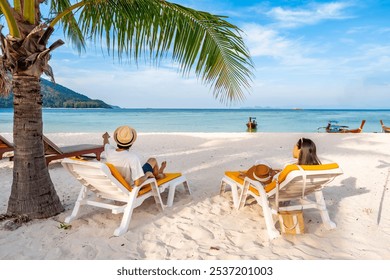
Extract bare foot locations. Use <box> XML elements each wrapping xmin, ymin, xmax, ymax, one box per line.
<box><xmin>155</xmin><ymin>161</ymin><xmax>167</xmax><ymax>179</ymax></box>
<box><xmin>159</xmin><ymin>161</ymin><xmax>167</xmax><ymax>174</ymax></box>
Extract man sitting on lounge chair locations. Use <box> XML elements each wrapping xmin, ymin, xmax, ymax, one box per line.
<box><xmin>103</xmin><ymin>125</ymin><xmax>166</xmax><ymax>187</ymax></box>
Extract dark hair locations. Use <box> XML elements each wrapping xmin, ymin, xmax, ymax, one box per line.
<box><xmin>117</xmin><ymin>144</ymin><xmax>132</xmax><ymax>150</ymax></box>
<box><xmin>296</xmin><ymin>138</ymin><xmax>321</xmax><ymax>165</ymax></box>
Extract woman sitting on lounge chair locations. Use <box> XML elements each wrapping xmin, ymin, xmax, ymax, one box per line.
<box><xmin>293</xmin><ymin>137</ymin><xmax>321</xmax><ymax>165</ymax></box>
<box><xmin>241</xmin><ymin>138</ymin><xmax>321</xmax><ymax>185</ymax></box>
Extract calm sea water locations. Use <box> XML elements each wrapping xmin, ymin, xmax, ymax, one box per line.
<box><xmin>1</xmin><ymin>108</ymin><xmax>390</xmax><ymax>133</ymax></box>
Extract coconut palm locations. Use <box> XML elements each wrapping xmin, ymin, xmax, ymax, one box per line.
<box><xmin>0</xmin><ymin>0</ymin><xmax>253</xmax><ymax>219</ymax></box>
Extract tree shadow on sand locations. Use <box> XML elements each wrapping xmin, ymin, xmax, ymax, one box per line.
<box><xmin>374</xmin><ymin>165</ymin><xmax>390</xmax><ymax>225</ymax></box>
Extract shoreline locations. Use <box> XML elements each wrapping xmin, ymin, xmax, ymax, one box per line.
<box><xmin>2</xmin><ymin>108</ymin><xmax>390</xmax><ymax>134</ymax></box>
<box><xmin>1</xmin><ymin>132</ymin><xmax>390</xmax><ymax>259</ymax></box>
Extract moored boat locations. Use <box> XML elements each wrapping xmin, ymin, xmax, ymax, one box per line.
<box><xmin>246</xmin><ymin>117</ymin><xmax>257</xmax><ymax>130</ymax></box>
<box><xmin>380</xmin><ymin>120</ymin><xmax>390</xmax><ymax>133</ymax></box>
<box><xmin>318</xmin><ymin>120</ymin><xmax>365</xmax><ymax>133</ymax></box>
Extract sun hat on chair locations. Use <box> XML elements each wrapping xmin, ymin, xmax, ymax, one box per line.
<box><xmin>113</xmin><ymin>126</ymin><xmax>137</xmax><ymax>148</ymax></box>
<box><xmin>246</xmin><ymin>161</ymin><xmax>274</xmax><ymax>185</ymax></box>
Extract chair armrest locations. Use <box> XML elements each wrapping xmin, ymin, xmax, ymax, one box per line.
<box><xmin>244</xmin><ymin>177</ymin><xmax>265</xmax><ymax>190</ymax></box>
<box><xmin>138</xmin><ymin>177</ymin><xmax>164</xmax><ymax>210</ymax></box>
<box><xmin>138</xmin><ymin>177</ymin><xmax>158</xmax><ymax>187</ymax></box>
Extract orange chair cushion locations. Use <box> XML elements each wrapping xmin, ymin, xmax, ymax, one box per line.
<box><xmin>106</xmin><ymin>163</ymin><xmax>133</xmax><ymax>191</ymax></box>
<box><xmin>140</xmin><ymin>173</ymin><xmax>183</xmax><ymax>195</ymax></box>
<box><xmin>225</xmin><ymin>171</ymin><xmax>276</xmax><ymax>194</ymax></box>
<box><xmin>225</xmin><ymin>163</ymin><xmax>340</xmax><ymax>196</ymax></box>
<box><xmin>106</xmin><ymin>163</ymin><xmax>182</xmax><ymax>196</ymax></box>
<box><xmin>157</xmin><ymin>173</ymin><xmax>182</xmax><ymax>185</ymax></box>
<box><xmin>277</xmin><ymin>163</ymin><xmax>340</xmax><ymax>184</ymax></box>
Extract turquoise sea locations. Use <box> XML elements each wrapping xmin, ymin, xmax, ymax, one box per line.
<box><xmin>1</xmin><ymin>108</ymin><xmax>390</xmax><ymax>133</ymax></box>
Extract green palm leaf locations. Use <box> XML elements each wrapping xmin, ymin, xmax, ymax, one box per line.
<box><xmin>49</xmin><ymin>0</ymin><xmax>86</xmax><ymax>53</ymax></box>
<box><xmin>51</xmin><ymin>0</ymin><xmax>254</xmax><ymax>104</ymax></box>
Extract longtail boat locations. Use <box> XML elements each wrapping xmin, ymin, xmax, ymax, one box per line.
<box><xmin>380</xmin><ymin>120</ymin><xmax>390</xmax><ymax>133</ymax></box>
<box><xmin>246</xmin><ymin>117</ymin><xmax>257</xmax><ymax>130</ymax></box>
<box><xmin>318</xmin><ymin>120</ymin><xmax>365</xmax><ymax>133</ymax></box>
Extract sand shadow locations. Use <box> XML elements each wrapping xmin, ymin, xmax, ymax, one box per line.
<box><xmin>320</xmin><ymin>176</ymin><xmax>369</xmax><ymax>225</ymax></box>
<box><xmin>325</xmin><ymin>176</ymin><xmax>370</xmax><ymax>205</ymax></box>
<box><xmin>376</xmin><ymin>160</ymin><xmax>390</xmax><ymax>169</ymax></box>
<box><xmin>376</xmin><ymin>167</ymin><xmax>390</xmax><ymax>225</ymax></box>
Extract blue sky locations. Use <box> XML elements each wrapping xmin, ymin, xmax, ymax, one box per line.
<box><xmin>34</xmin><ymin>1</ymin><xmax>390</xmax><ymax>108</ymax></box>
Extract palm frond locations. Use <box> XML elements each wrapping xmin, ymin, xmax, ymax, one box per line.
<box><xmin>49</xmin><ymin>0</ymin><xmax>86</xmax><ymax>53</ymax></box>
<box><xmin>0</xmin><ymin>0</ymin><xmax>21</xmax><ymax>37</ymax></box>
<box><xmin>56</xmin><ymin>0</ymin><xmax>254</xmax><ymax>104</ymax></box>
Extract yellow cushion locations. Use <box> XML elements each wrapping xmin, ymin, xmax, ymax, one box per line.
<box><xmin>225</xmin><ymin>171</ymin><xmax>275</xmax><ymax>194</ymax></box>
<box><xmin>277</xmin><ymin>163</ymin><xmax>339</xmax><ymax>183</ymax></box>
<box><xmin>157</xmin><ymin>173</ymin><xmax>182</xmax><ymax>185</ymax></box>
<box><xmin>225</xmin><ymin>171</ymin><xmax>244</xmax><ymax>185</ymax></box>
<box><xmin>106</xmin><ymin>163</ymin><xmax>133</xmax><ymax>191</ymax></box>
<box><xmin>106</xmin><ymin>163</ymin><xmax>182</xmax><ymax>196</ymax></box>
<box><xmin>225</xmin><ymin>163</ymin><xmax>340</xmax><ymax>196</ymax></box>
<box><xmin>141</xmin><ymin>173</ymin><xmax>183</xmax><ymax>195</ymax></box>
<box><xmin>69</xmin><ymin>156</ymin><xmax>87</xmax><ymax>161</ymax></box>
<box><xmin>106</xmin><ymin>163</ymin><xmax>151</xmax><ymax>195</ymax></box>
<box><xmin>138</xmin><ymin>185</ymin><xmax>152</xmax><ymax>196</ymax></box>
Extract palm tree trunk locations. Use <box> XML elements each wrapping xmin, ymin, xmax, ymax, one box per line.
<box><xmin>7</xmin><ymin>75</ymin><xmax>64</xmax><ymax>218</ymax></box>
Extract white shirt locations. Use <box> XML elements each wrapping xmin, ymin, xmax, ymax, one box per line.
<box><xmin>104</xmin><ymin>144</ymin><xmax>145</xmax><ymax>185</ymax></box>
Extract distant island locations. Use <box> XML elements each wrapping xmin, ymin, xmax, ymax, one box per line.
<box><xmin>0</xmin><ymin>78</ymin><xmax>112</xmax><ymax>108</ymax></box>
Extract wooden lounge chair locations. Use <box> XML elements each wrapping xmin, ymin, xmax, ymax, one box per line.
<box><xmin>43</xmin><ymin>135</ymin><xmax>104</xmax><ymax>165</ymax></box>
<box><xmin>1</xmin><ymin>134</ymin><xmax>103</xmax><ymax>164</ymax></box>
<box><xmin>380</xmin><ymin>120</ymin><xmax>390</xmax><ymax>133</ymax></box>
<box><xmin>61</xmin><ymin>158</ymin><xmax>191</xmax><ymax>236</ymax></box>
<box><xmin>0</xmin><ymin>135</ymin><xmax>13</xmax><ymax>160</ymax></box>
<box><xmin>221</xmin><ymin>163</ymin><xmax>343</xmax><ymax>240</ymax></box>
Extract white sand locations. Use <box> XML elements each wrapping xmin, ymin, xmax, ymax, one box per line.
<box><xmin>1</xmin><ymin>132</ymin><xmax>390</xmax><ymax>260</ymax></box>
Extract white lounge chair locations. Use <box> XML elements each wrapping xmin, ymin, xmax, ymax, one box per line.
<box><xmin>221</xmin><ymin>163</ymin><xmax>343</xmax><ymax>240</ymax></box>
<box><xmin>61</xmin><ymin>158</ymin><xmax>191</xmax><ymax>236</ymax></box>
<box><xmin>220</xmin><ymin>171</ymin><xmax>245</xmax><ymax>209</ymax></box>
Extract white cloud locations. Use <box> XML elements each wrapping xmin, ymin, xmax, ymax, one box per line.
<box><xmin>267</xmin><ymin>2</ymin><xmax>354</xmax><ymax>27</ymax></box>
<box><xmin>242</xmin><ymin>24</ymin><xmax>319</xmax><ymax>66</ymax></box>
<box><xmin>378</xmin><ymin>27</ymin><xmax>390</xmax><ymax>34</ymax></box>
<box><xmin>346</xmin><ymin>25</ymin><xmax>372</xmax><ymax>34</ymax></box>
<box><xmin>52</xmin><ymin>63</ymin><xmax>225</xmax><ymax>108</ymax></box>
<box><xmin>45</xmin><ymin>0</ymin><xmax>387</xmax><ymax>109</ymax></box>
<box><xmin>336</xmin><ymin>43</ymin><xmax>390</xmax><ymax>74</ymax></box>
<box><xmin>242</xmin><ymin>21</ymin><xmax>390</xmax><ymax>79</ymax></box>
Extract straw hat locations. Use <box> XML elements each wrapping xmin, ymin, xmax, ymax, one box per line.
<box><xmin>246</xmin><ymin>164</ymin><xmax>273</xmax><ymax>185</ymax></box>
<box><xmin>113</xmin><ymin>125</ymin><xmax>137</xmax><ymax>147</ymax></box>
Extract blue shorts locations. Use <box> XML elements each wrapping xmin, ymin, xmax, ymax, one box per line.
<box><xmin>142</xmin><ymin>162</ymin><xmax>153</xmax><ymax>174</ymax></box>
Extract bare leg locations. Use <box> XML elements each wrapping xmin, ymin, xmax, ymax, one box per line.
<box><xmin>146</xmin><ymin>158</ymin><xmax>166</xmax><ymax>179</ymax></box>
<box><xmin>159</xmin><ymin>161</ymin><xmax>167</xmax><ymax>174</ymax></box>
<box><xmin>156</xmin><ymin>160</ymin><xmax>167</xmax><ymax>179</ymax></box>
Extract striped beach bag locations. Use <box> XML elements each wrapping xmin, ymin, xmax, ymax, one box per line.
<box><xmin>278</xmin><ymin>210</ymin><xmax>305</xmax><ymax>235</ymax></box>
